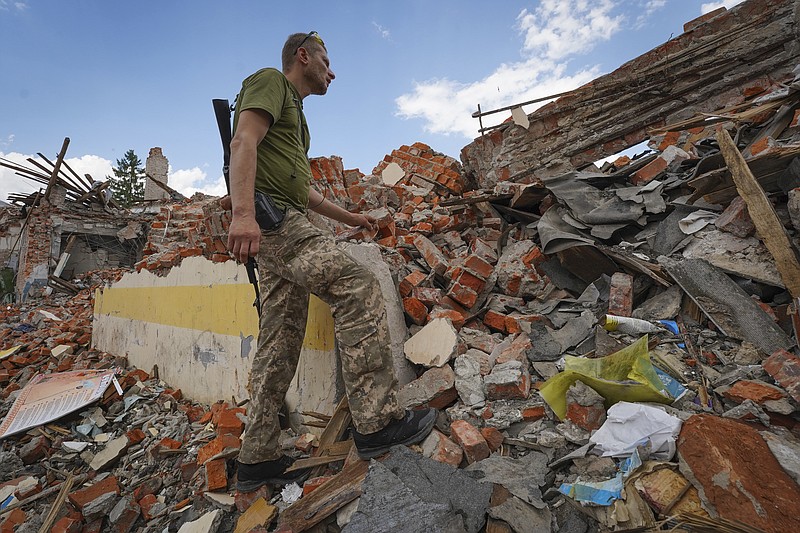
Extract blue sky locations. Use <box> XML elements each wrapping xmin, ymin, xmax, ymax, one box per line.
<box><xmin>0</xmin><ymin>0</ymin><xmax>744</xmax><ymax>202</ymax></box>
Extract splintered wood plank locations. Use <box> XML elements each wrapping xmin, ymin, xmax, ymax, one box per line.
<box><xmin>277</xmin><ymin>458</ymin><xmax>368</xmax><ymax>532</ymax></box>
<box><xmin>309</xmin><ymin>397</ymin><xmax>351</xmax><ymax>478</ymax></box>
<box><xmin>283</xmin><ymin>453</ymin><xmax>349</xmax><ymax>473</ymax></box>
<box><xmin>234</xmin><ymin>497</ymin><xmax>277</xmax><ymax>533</ymax></box>
<box><xmin>716</xmin><ymin>127</ymin><xmax>800</xmax><ymax>297</ymax></box>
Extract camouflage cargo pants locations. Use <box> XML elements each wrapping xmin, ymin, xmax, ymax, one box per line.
<box><xmin>238</xmin><ymin>209</ymin><xmax>404</xmax><ymax>463</ymax></box>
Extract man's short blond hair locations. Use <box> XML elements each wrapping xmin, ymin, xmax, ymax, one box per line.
<box><xmin>282</xmin><ymin>32</ymin><xmax>326</xmax><ymax>71</ymax></box>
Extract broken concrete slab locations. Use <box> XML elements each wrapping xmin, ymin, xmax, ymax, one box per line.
<box><xmin>660</xmin><ymin>257</ymin><xmax>793</xmax><ymax>354</ymax></box>
<box><xmin>453</xmin><ymin>353</ymin><xmax>486</xmax><ymax>406</ymax></box>
<box><xmin>403</xmin><ymin>317</ymin><xmax>459</xmax><ymax>367</ymax></box>
<box><xmin>677</xmin><ymin>414</ymin><xmax>800</xmax><ymax>533</ymax></box>
<box><xmin>345</xmin><ymin>446</ymin><xmax>491</xmax><ymax>533</ymax></box>
<box><xmin>465</xmin><ymin>451</ymin><xmax>551</xmax><ymax>509</ymax></box>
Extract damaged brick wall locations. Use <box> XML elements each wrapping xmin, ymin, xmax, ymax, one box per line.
<box><xmin>461</xmin><ymin>0</ymin><xmax>800</xmax><ymax>189</ymax></box>
<box><xmin>15</xmin><ymin>207</ymin><xmax>53</xmax><ymax>300</ymax></box>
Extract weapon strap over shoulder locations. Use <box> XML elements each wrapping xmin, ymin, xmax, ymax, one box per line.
<box><xmin>212</xmin><ymin>98</ymin><xmax>261</xmax><ymax>318</ymax></box>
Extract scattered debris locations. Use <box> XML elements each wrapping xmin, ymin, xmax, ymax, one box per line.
<box><xmin>2</xmin><ymin>2</ymin><xmax>800</xmax><ymax>532</ymax></box>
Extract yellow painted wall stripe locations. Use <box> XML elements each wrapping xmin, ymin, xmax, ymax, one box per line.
<box><xmin>94</xmin><ymin>284</ymin><xmax>335</xmax><ymax>351</ymax></box>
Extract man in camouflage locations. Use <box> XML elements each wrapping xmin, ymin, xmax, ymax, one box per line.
<box><xmin>226</xmin><ymin>32</ymin><xmax>436</xmax><ymax>492</ymax></box>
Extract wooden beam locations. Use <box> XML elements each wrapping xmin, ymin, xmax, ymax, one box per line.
<box><xmin>43</xmin><ymin>138</ymin><xmax>70</xmax><ymax>201</ymax></box>
<box><xmin>716</xmin><ymin>127</ymin><xmax>800</xmax><ymax>297</ymax></box>
<box><xmin>277</xmin><ymin>458</ymin><xmax>368</xmax><ymax>531</ymax></box>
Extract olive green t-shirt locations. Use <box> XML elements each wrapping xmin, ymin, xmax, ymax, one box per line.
<box><xmin>233</xmin><ymin>68</ymin><xmax>311</xmax><ymax>211</ymax></box>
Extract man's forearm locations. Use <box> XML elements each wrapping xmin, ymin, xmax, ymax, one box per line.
<box><xmin>308</xmin><ymin>188</ymin><xmax>358</xmax><ymax>225</ymax></box>
<box><xmin>229</xmin><ymin>140</ymin><xmax>258</xmax><ymax>219</ymax></box>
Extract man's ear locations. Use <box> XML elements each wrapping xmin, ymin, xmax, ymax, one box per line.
<box><xmin>296</xmin><ymin>47</ymin><xmax>310</xmax><ymax>66</ymax></box>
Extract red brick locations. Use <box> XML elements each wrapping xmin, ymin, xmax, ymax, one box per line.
<box><xmin>403</xmin><ymin>297</ymin><xmax>429</xmax><ymax>326</ymax></box>
<box><xmin>677</xmin><ymin>414</ymin><xmax>800</xmax><ymax>532</ymax></box>
<box><xmin>481</xmin><ymin>427</ymin><xmax>504</xmax><ymax>452</ymax></box>
<box><xmin>0</xmin><ymin>509</ymin><xmax>26</xmax><ymax>532</ymax></box>
<box><xmin>126</xmin><ymin>428</ymin><xmax>146</xmax><ymax>445</ymax></box>
<box><xmin>750</xmin><ymin>136</ymin><xmax>777</xmax><ymax>156</ymax></box>
<box><xmin>763</xmin><ymin>350</ymin><xmax>800</xmax><ymax>402</ymax></box>
<box><xmin>456</xmin><ymin>270</ymin><xmax>486</xmax><ymax>293</ymax></box>
<box><xmin>521</xmin><ymin>405</ymin><xmax>547</xmax><ymax>421</ymax></box>
<box><xmin>216</xmin><ymin>407</ymin><xmax>246</xmax><ymax>437</ymax></box>
<box><xmin>411</xmin><ymin>286</ymin><xmax>442</xmax><ymax>307</ymax></box>
<box><xmin>421</xmin><ymin>429</ymin><xmax>463</xmax><ymax>468</ymax></box>
<box><xmin>449</xmin><ymin>420</ymin><xmax>490</xmax><ymax>464</ymax></box>
<box><xmin>428</xmin><ymin>308</ymin><xmax>466</xmax><ymax>330</ymax></box>
<box><xmin>464</xmin><ymin>255</ymin><xmax>494</xmax><ymax>279</ymax></box>
<box><xmin>235</xmin><ymin>486</ymin><xmax>271</xmax><ymax>512</ymax></box>
<box><xmin>68</xmin><ymin>476</ymin><xmax>120</xmax><ymax>510</ymax></box>
<box><xmin>631</xmin><ymin>157</ymin><xmax>667</xmax><ymax>185</ymax></box>
<box><xmin>51</xmin><ymin>517</ymin><xmax>82</xmax><ymax>533</ymax></box>
<box><xmin>399</xmin><ymin>270</ymin><xmax>427</xmax><ymax>298</ymax></box>
<box><xmin>485</xmin><ymin>361</ymin><xmax>530</xmax><ymax>400</ymax></box>
<box><xmin>197</xmin><ymin>434</ymin><xmax>241</xmax><ymax>465</ymax></box>
<box><xmin>724</xmin><ymin>380</ymin><xmax>786</xmax><ymax>405</ymax></box>
<box><xmin>715</xmin><ymin>196</ymin><xmax>755</xmax><ymax>238</ymax></box>
<box><xmin>302</xmin><ymin>476</ymin><xmax>333</xmax><ymax>496</ymax></box>
<box><xmin>483</xmin><ymin>310</ymin><xmax>508</xmax><ymax>333</ymax></box>
<box><xmin>448</xmin><ymin>282</ymin><xmax>478</xmax><ymax>308</ymax></box>
<box><xmin>138</xmin><ymin>493</ymin><xmax>160</xmax><ymax>521</ymax></box>
<box><xmin>205</xmin><ymin>458</ymin><xmax>228</xmax><ymax>492</ymax></box>
<box><xmin>608</xmin><ymin>272</ymin><xmax>634</xmax><ymax>317</ymax></box>
<box><xmin>156</xmin><ymin>437</ymin><xmax>182</xmax><ymax>450</ymax></box>
<box><xmin>494</xmin><ymin>334</ymin><xmax>531</xmax><ymax>365</ymax></box>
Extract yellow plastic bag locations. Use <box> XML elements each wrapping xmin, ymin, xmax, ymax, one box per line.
<box><xmin>539</xmin><ymin>335</ymin><xmax>672</xmax><ymax>420</ymax></box>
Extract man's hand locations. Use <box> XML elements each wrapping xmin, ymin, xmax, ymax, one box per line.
<box><xmin>227</xmin><ymin>216</ymin><xmax>262</xmax><ymax>262</ymax></box>
<box><xmin>349</xmin><ymin>213</ymin><xmax>376</xmax><ymax>232</ymax></box>
<box><xmin>219</xmin><ymin>195</ymin><xmax>232</xmax><ymax>211</ymax></box>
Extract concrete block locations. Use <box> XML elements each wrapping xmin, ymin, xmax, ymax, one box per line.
<box><xmin>454</xmin><ymin>353</ymin><xmax>486</xmax><ymax>406</ymax></box>
<box><xmin>484</xmin><ymin>361</ymin><xmax>530</xmax><ymax>401</ymax></box>
<box><xmin>342</xmin><ymin>243</ymin><xmax>416</xmax><ymax>387</ymax></box>
<box><xmin>108</xmin><ymin>496</ymin><xmax>141</xmax><ymax>533</ymax></box>
<box><xmin>565</xmin><ymin>380</ymin><xmax>606</xmax><ymax>431</ymax></box>
<box><xmin>397</xmin><ymin>365</ymin><xmax>458</xmax><ymax>409</ymax></box>
<box><xmin>404</xmin><ymin>318</ymin><xmax>458</xmax><ymax>367</ymax></box>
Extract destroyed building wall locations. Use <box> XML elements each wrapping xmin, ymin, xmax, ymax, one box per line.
<box><xmin>93</xmin><ymin>179</ymin><xmax>416</xmax><ymax>428</ymax></box>
<box><xmin>0</xmin><ymin>207</ymin><xmax>24</xmax><ymax>271</ymax></box>
<box><xmin>144</xmin><ymin>147</ymin><xmax>170</xmax><ymax>201</ymax></box>
<box><xmin>461</xmin><ymin>0</ymin><xmax>800</xmax><ymax>189</ymax></box>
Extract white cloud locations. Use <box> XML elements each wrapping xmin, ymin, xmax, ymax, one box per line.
<box><xmin>635</xmin><ymin>0</ymin><xmax>666</xmax><ymax>27</ymax></box>
<box><xmin>517</xmin><ymin>0</ymin><xmax>623</xmax><ymax>61</ymax></box>
<box><xmin>0</xmin><ymin>0</ymin><xmax>28</xmax><ymax>11</ymax></box>
<box><xmin>701</xmin><ymin>0</ymin><xmax>744</xmax><ymax>14</ymax></box>
<box><xmin>168</xmin><ymin>167</ymin><xmax>227</xmax><ymax>197</ymax></box>
<box><xmin>372</xmin><ymin>22</ymin><xmax>391</xmax><ymax>41</ymax></box>
<box><xmin>395</xmin><ymin>0</ymin><xmax>623</xmax><ymax>138</ymax></box>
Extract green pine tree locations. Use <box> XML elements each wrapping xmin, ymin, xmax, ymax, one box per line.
<box><xmin>108</xmin><ymin>149</ymin><xmax>145</xmax><ymax>207</ymax></box>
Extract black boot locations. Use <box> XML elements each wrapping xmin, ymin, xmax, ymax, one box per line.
<box><xmin>353</xmin><ymin>408</ymin><xmax>437</xmax><ymax>459</ymax></box>
<box><xmin>235</xmin><ymin>455</ymin><xmax>311</xmax><ymax>492</ymax></box>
